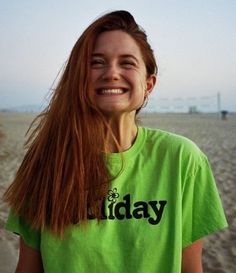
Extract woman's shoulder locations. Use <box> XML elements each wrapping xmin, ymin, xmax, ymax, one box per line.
<box><xmin>141</xmin><ymin>126</ymin><xmax>206</xmax><ymax>161</ymax></box>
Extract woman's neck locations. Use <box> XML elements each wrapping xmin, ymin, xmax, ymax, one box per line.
<box><xmin>104</xmin><ymin>113</ymin><xmax>138</xmax><ymax>153</ymax></box>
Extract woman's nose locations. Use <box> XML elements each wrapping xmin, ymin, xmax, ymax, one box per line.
<box><xmin>102</xmin><ymin>64</ymin><xmax>121</xmax><ymax>81</ymax></box>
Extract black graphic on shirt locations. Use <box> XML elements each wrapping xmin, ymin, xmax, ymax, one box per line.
<box><xmin>88</xmin><ymin>188</ymin><xmax>167</xmax><ymax>225</ymax></box>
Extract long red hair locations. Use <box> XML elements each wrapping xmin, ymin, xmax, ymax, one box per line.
<box><xmin>3</xmin><ymin>10</ymin><xmax>157</xmax><ymax>236</ymax></box>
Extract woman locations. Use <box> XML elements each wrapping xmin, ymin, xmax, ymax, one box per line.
<box><xmin>4</xmin><ymin>10</ymin><xmax>227</xmax><ymax>273</ymax></box>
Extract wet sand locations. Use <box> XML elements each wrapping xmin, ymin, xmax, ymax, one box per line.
<box><xmin>0</xmin><ymin>112</ymin><xmax>235</xmax><ymax>272</ymax></box>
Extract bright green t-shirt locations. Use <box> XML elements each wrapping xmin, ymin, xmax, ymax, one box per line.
<box><xmin>6</xmin><ymin>127</ymin><xmax>228</xmax><ymax>273</ymax></box>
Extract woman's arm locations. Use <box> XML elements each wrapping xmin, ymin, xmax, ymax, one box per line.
<box><xmin>15</xmin><ymin>237</ymin><xmax>44</xmax><ymax>273</ymax></box>
<box><xmin>182</xmin><ymin>239</ymin><xmax>203</xmax><ymax>273</ymax></box>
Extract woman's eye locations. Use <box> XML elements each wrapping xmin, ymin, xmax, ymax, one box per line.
<box><xmin>121</xmin><ymin>61</ymin><xmax>136</xmax><ymax>67</ymax></box>
<box><xmin>91</xmin><ymin>59</ymin><xmax>105</xmax><ymax>67</ymax></box>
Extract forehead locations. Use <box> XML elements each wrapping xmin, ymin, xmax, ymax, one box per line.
<box><xmin>93</xmin><ymin>30</ymin><xmax>143</xmax><ymax>58</ymax></box>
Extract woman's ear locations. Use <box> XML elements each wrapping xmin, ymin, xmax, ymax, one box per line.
<box><xmin>145</xmin><ymin>74</ymin><xmax>157</xmax><ymax>96</ymax></box>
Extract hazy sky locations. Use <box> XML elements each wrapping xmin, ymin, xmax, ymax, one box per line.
<box><xmin>1</xmin><ymin>0</ymin><xmax>236</xmax><ymax>111</ymax></box>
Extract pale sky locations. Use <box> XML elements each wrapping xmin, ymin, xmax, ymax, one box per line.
<box><xmin>0</xmin><ymin>0</ymin><xmax>236</xmax><ymax>112</ymax></box>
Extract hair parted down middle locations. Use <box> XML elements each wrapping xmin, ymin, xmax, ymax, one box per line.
<box><xmin>3</xmin><ymin>10</ymin><xmax>158</xmax><ymax>237</ymax></box>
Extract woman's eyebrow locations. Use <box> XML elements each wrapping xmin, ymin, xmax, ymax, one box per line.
<box><xmin>120</xmin><ymin>54</ymin><xmax>139</xmax><ymax>62</ymax></box>
<box><xmin>91</xmin><ymin>53</ymin><xmax>104</xmax><ymax>58</ymax></box>
<box><xmin>91</xmin><ymin>53</ymin><xmax>139</xmax><ymax>63</ymax></box>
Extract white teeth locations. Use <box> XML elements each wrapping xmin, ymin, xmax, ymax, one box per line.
<box><xmin>100</xmin><ymin>89</ymin><xmax>124</xmax><ymax>94</ymax></box>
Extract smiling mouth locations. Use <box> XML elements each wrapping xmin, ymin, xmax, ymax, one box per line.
<box><xmin>97</xmin><ymin>88</ymin><xmax>128</xmax><ymax>95</ymax></box>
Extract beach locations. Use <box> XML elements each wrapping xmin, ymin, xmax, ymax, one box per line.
<box><xmin>0</xmin><ymin>112</ymin><xmax>235</xmax><ymax>272</ymax></box>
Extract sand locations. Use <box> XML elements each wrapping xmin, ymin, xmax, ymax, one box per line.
<box><xmin>0</xmin><ymin>111</ymin><xmax>235</xmax><ymax>272</ymax></box>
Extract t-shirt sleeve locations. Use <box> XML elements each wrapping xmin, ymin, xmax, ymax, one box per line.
<box><xmin>182</xmin><ymin>154</ymin><xmax>228</xmax><ymax>248</ymax></box>
<box><xmin>5</xmin><ymin>209</ymin><xmax>41</xmax><ymax>251</ymax></box>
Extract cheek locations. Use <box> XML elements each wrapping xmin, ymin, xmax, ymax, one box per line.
<box><xmin>90</xmin><ymin>69</ymin><xmax>103</xmax><ymax>80</ymax></box>
<box><xmin>127</xmin><ymin>69</ymin><xmax>146</xmax><ymax>83</ymax></box>
<box><xmin>132</xmin><ymin>71</ymin><xmax>147</xmax><ymax>91</ymax></box>
<box><xmin>133</xmin><ymin>60</ymin><xmax>148</xmax><ymax>83</ymax></box>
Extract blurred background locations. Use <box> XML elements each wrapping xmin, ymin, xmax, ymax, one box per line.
<box><xmin>0</xmin><ymin>0</ymin><xmax>236</xmax><ymax>113</ymax></box>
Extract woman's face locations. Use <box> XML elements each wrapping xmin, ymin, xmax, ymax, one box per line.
<box><xmin>90</xmin><ymin>30</ymin><xmax>155</xmax><ymax>116</ymax></box>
